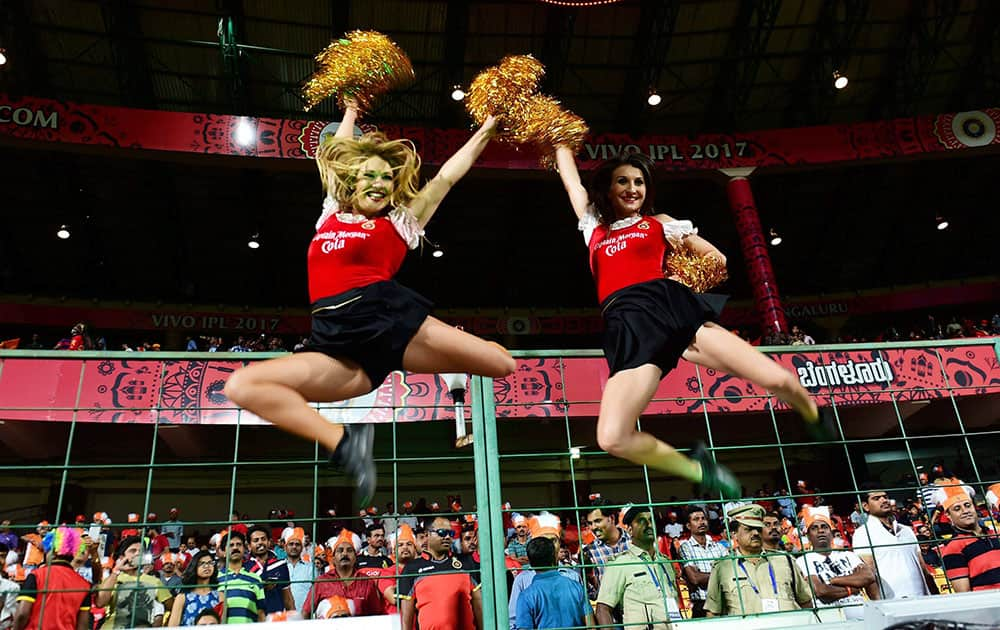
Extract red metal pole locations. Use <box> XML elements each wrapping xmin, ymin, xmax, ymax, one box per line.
<box><xmin>725</xmin><ymin>174</ymin><xmax>788</xmax><ymax>337</ymax></box>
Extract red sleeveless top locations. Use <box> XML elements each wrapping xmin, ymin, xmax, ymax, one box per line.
<box><xmin>307</xmin><ymin>213</ymin><xmax>408</xmax><ymax>302</ymax></box>
<box><xmin>588</xmin><ymin>216</ymin><xmax>669</xmax><ymax>303</ymax></box>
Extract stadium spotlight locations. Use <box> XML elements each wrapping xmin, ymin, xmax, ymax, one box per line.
<box><xmin>0</xmin><ymin>48</ymin><xmax>7</xmax><ymax>66</ymax></box>
<box><xmin>769</xmin><ymin>228</ymin><xmax>782</xmax><ymax>246</ymax></box>
<box><xmin>247</xmin><ymin>233</ymin><xmax>260</xmax><ymax>249</ymax></box>
<box><xmin>234</xmin><ymin>117</ymin><xmax>255</xmax><ymax>146</ymax></box>
<box><xmin>647</xmin><ymin>88</ymin><xmax>662</xmax><ymax>107</ymax></box>
<box><xmin>451</xmin><ymin>85</ymin><xmax>466</xmax><ymax>101</ymax></box>
<box><xmin>833</xmin><ymin>70</ymin><xmax>848</xmax><ymax>90</ymax></box>
<box><xmin>57</xmin><ymin>225</ymin><xmax>71</xmax><ymax>240</ymax></box>
<box><xmin>432</xmin><ymin>247</ymin><xmax>444</xmax><ymax>258</ymax></box>
<box><xmin>935</xmin><ymin>216</ymin><xmax>949</xmax><ymax>231</ymax></box>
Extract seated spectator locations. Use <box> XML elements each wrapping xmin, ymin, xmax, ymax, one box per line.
<box><xmin>661</xmin><ymin>511</ymin><xmax>683</xmax><ymax>539</ymax></box>
<box><xmin>458</xmin><ymin>525</ymin><xmax>479</xmax><ymax>557</ymax></box>
<box><xmin>377</xmin><ymin>525</ymin><xmax>419</xmax><ymax>614</ymax></box>
<box><xmin>596</xmin><ymin>505</ymin><xmax>680</xmax><ymax>628</ymax></box>
<box><xmin>20</xmin><ymin>522</ymin><xmax>49</xmax><ymax>572</ymax></box>
<box><xmin>506</xmin><ymin>515</ymin><xmax>531</xmax><ymax>565</ymax></box>
<box><xmin>168</xmin><ymin>550</ymin><xmax>221</xmax><ymax>627</ymax></box>
<box><xmin>245</xmin><ymin>526</ymin><xmax>294</xmax><ymax>615</ymax></box>
<box><xmin>13</xmin><ymin>528</ymin><xmax>90</xmax><ymax>630</ymax></box>
<box><xmin>679</xmin><ymin>507</ymin><xmax>725</xmax><ymax>618</ymax></box>
<box><xmin>95</xmin><ymin>535</ymin><xmax>172</xmax><ymax>628</ymax></box>
<box><xmin>301</xmin><ymin>530</ymin><xmax>383</xmax><ymax>618</ymax></box>
<box><xmin>796</xmin><ymin>506</ymin><xmax>877</xmax><ymax>620</ymax></box>
<box><xmin>581</xmin><ymin>497</ymin><xmax>630</xmax><ymax>600</ymax></box>
<box><xmin>194</xmin><ymin>608</ymin><xmax>222</xmax><ymax>625</ymax></box>
<box><xmin>157</xmin><ymin>553</ymin><xmax>183</xmax><ymax>596</ymax></box>
<box><xmin>515</xmin><ymin>537</ymin><xmax>593</xmax><ymax>630</ymax></box>
<box><xmin>508</xmin><ymin>513</ymin><xmax>584</xmax><ymax>629</ymax></box>
<box><xmin>282</xmin><ymin>528</ymin><xmax>316</xmax><ymax>613</ymax></box>
<box><xmin>851</xmin><ymin>485</ymin><xmax>937</xmax><ymax>599</ymax></box>
<box><xmin>217</xmin><ymin>531</ymin><xmax>265</xmax><ymax>623</ymax></box>
<box><xmin>705</xmin><ymin>504</ymin><xmax>812</xmax><ymax>616</ymax></box>
<box><xmin>398</xmin><ymin>516</ymin><xmax>480</xmax><ymax>630</ymax></box>
<box><xmin>939</xmin><ymin>485</ymin><xmax>1000</xmax><ymax>591</ymax></box>
<box><xmin>918</xmin><ymin>534</ymin><xmax>942</xmax><ymax>568</ymax></box>
<box><xmin>0</xmin><ymin>544</ymin><xmax>18</xmax><ymax>629</ymax></box>
<box><xmin>356</xmin><ymin>523</ymin><xmax>393</xmax><ymax>571</ymax></box>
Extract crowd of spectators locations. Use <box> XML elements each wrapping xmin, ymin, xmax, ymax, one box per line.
<box><xmin>741</xmin><ymin>311</ymin><xmax>1000</xmax><ymax>347</ymax></box>
<box><xmin>3</xmin><ymin>310</ymin><xmax>996</xmax><ymax>354</ymax></box>
<box><xmin>3</xmin><ymin>468</ymin><xmax>998</xmax><ymax>628</ymax></box>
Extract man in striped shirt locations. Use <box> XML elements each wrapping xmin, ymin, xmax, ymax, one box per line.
<box><xmin>678</xmin><ymin>507</ymin><xmax>725</xmax><ymax>618</ymax></box>
<box><xmin>582</xmin><ymin>499</ymin><xmax>630</xmax><ymax>600</ymax></box>
<box><xmin>941</xmin><ymin>488</ymin><xmax>1000</xmax><ymax>591</ymax></box>
<box><xmin>217</xmin><ymin>531</ymin><xmax>265</xmax><ymax>623</ymax></box>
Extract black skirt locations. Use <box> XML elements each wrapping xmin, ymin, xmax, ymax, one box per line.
<box><xmin>601</xmin><ymin>278</ymin><xmax>727</xmax><ymax>378</ymax></box>
<box><xmin>296</xmin><ymin>280</ymin><xmax>433</xmax><ymax>389</ymax></box>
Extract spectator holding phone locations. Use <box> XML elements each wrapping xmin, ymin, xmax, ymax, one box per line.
<box><xmin>95</xmin><ymin>536</ymin><xmax>172</xmax><ymax>628</ymax></box>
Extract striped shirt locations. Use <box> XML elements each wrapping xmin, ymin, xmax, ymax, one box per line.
<box><xmin>942</xmin><ymin>531</ymin><xmax>1000</xmax><ymax>591</ymax></box>
<box><xmin>678</xmin><ymin>536</ymin><xmax>726</xmax><ymax>602</ymax></box>
<box><xmin>583</xmin><ymin>528</ymin><xmax>631</xmax><ymax>596</ymax></box>
<box><xmin>506</xmin><ymin>536</ymin><xmax>531</xmax><ymax>561</ymax></box>
<box><xmin>218</xmin><ymin>567</ymin><xmax>265</xmax><ymax>623</ymax></box>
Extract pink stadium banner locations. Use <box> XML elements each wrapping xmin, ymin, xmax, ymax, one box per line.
<box><xmin>0</xmin><ymin>280</ymin><xmax>996</xmax><ymax>336</ymax></box>
<box><xmin>0</xmin><ymin>342</ymin><xmax>996</xmax><ymax>424</ymax></box>
<box><xmin>2</xmin><ymin>94</ymin><xmax>999</xmax><ymax>172</ymax></box>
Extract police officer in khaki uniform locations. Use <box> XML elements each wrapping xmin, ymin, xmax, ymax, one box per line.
<box><xmin>705</xmin><ymin>504</ymin><xmax>812</xmax><ymax>617</ymax></box>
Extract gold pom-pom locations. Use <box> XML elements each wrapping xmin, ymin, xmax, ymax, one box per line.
<box><xmin>518</xmin><ymin>94</ymin><xmax>589</xmax><ymax>168</ymax></box>
<box><xmin>466</xmin><ymin>55</ymin><xmax>545</xmax><ymax>130</ymax></box>
<box><xmin>301</xmin><ymin>30</ymin><xmax>414</xmax><ymax>113</ymax></box>
<box><xmin>665</xmin><ymin>250</ymin><xmax>728</xmax><ymax>293</ymax></box>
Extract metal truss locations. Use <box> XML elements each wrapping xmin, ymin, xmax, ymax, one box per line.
<box><xmin>869</xmin><ymin>0</ymin><xmax>962</xmax><ymax>119</ymax></box>
<box><xmin>703</xmin><ymin>0</ymin><xmax>782</xmax><ymax>132</ymax></box>
<box><xmin>617</xmin><ymin>0</ymin><xmax>679</xmax><ymax>134</ymax></box>
<box><xmin>784</xmin><ymin>0</ymin><xmax>869</xmax><ymax>126</ymax></box>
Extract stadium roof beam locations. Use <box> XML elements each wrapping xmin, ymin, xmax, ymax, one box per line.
<box><xmin>949</xmin><ymin>0</ymin><xmax>1000</xmax><ymax>111</ymax></box>
<box><xmin>438</xmin><ymin>0</ymin><xmax>469</xmax><ymax>128</ymax></box>
<box><xmin>783</xmin><ymin>0</ymin><xmax>869</xmax><ymax>126</ymax></box>
<box><xmin>616</xmin><ymin>0</ymin><xmax>679</xmax><ymax>135</ymax></box>
<box><xmin>869</xmin><ymin>0</ymin><xmax>960</xmax><ymax>120</ymax></box>
<box><xmin>101</xmin><ymin>0</ymin><xmax>157</xmax><ymax>108</ymax></box>
<box><xmin>0</xmin><ymin>0</ymin><xmax>52</xmax><ymax>95</ymax></box>
<box><xmin>538</xmin><ymin>4</ymin><xmax>577</xmax><ymax>96</ymax></box>
<box><xmin>702</xmin><ymin>0</ymin><xmax>782</xmax><ymax>132</ymax></box>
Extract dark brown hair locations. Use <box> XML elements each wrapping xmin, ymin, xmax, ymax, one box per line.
<box><xmin>589</xmin><ymin>151</ymin><xmax>657</xmax><ymax>224</ymax></box>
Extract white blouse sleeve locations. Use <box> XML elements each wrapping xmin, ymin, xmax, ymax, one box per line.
<box><xmin>660</xmin><ymin>219</ymin><xmax>697</xmax><ymax>248</ymax></box>
<box><xmin>388</xmin><ymin>206</ymin><xmax>424</xmax><ymax>250</ymax></box>
<box><xmin>315</xmin><ymin>195</ymin><xmax>338</xmax><ymax>231</ymax></box>
<box><xmin>577</xmin><ymin>204</ymin><xmax>599</xmax><ymax>244</ymax></box>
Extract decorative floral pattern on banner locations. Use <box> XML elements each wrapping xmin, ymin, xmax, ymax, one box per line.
<box><xmin>2</xmin><ymin>94</ymin><xmax>999</xmax><ymax>172</ymax></box>
<box><xmin>1</xmin><ymin>343</ymin><xmax>996</xmax><ymax>424</ymax></box>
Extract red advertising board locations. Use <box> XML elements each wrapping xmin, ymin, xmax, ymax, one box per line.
<box><xmin>1</xmin><ymin>343</ymin><xmax>996</xmax><ymax>424</ymax></box>
<box><xmin>2</xmin><ymin>94</ymin><xmax>999</xmax><ymax>172</ymax></box>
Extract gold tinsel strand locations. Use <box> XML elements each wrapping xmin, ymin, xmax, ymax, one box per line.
<box><xmin>301</xmin><ymin>31</ymin><xmax>414</xmax><ymax>113</ymax></box>
<box><xmin>466</xmin><ymin>55</ymin><xmax>546</xmax><ymax>131</ymax></box>
<box><xmin>665</xmin><ymin>250</ymin><xmax>729</xmax><ymax>293</ymax></box>
<box><xmin>518</xmin><ymin>94</ymin><xmax>589</xmax><ymax>168</ymax></box>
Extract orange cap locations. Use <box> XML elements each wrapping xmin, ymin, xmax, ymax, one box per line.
<box><xmin>934</xmin><ymin>479</ymin><xmax>974</xmax><ymax>511</ymax></box>
<box><xmin>318</xmin><ymin>595</ymin><xmax>356</xmax><ymax>618</ymax></box>
<box><xmin>528</xmin><ymin>512</ymin><xmax>561</xmax><ymax>539</ymax></box>
<box><xmin>394</xmin><ymin>524</ymin><xmax>416</xmax><ymax>546</ymax></box>
<box><xmin>802</xmin><ymin>506</ymin><xmax>833</xmax><ymax>531</ymax></box>
<box><xmin>285</xmin><ymin>528</ymin><xmax>305</xmax><ymax>543</ymax></box>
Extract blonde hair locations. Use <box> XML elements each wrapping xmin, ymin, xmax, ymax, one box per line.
<box><xmin>316</xmin><ymin>132</ymin><xmax>421</xmax><ymax>213</ymax></box>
